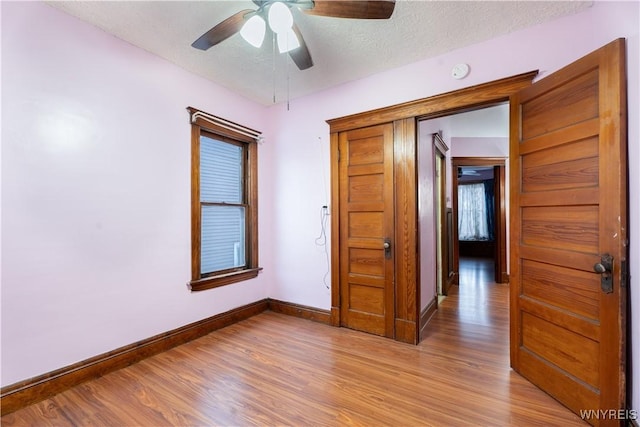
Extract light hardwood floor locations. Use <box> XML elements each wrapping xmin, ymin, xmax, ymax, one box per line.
<box><xmin>2</xmin><ymin>258</ymin><xmax>586</xmax><ymax>426</ymax></box>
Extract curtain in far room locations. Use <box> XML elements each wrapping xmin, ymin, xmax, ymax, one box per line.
<box><xmin>458</xmin><ymin>182</ymin><xmax>492</xmax><ymax>241</ymax></box>
<box><xmin>483</xmin><ymin>179</ymin><xmax>495</xmax><ymax>241</ymax></box>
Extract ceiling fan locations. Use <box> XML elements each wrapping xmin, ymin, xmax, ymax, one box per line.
<box><xmin>192</xmin><ymin>0</ymin><xmax>396</xmax><ymax>71</ymax></box>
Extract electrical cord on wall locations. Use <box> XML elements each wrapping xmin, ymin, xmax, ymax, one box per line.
<box><xmin>315</xmin><ymin>135</ymin><xmax>331</xmax><ymax>291</ymax></box>
<box><xmin>315</xmin><ymin>205</ymin><xmax>330</xmax><ymax>290</ymax></box>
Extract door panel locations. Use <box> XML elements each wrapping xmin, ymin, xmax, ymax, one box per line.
<box><xmin>510</xmin><ymin>39</ymin><xmax>627</xmax><ymax>425</ymax></box>
<box><xmin>522</xmin><ymin>136</ymin><xmax>599</xmax><ymax>192</ymax></box>
<box><xmin>339</xmin><ymin>124</ymin><xmax>395</xmax><ymax>337</ymax></box>
<box><xmin>521</xmin><ymin>206</ymin><xmax>598</xmax><ymax>252</ymax></box>
<box><xmin>521</xmin><ymin>260</ymin><xmax>599</xmax><ymax>320</ymax></box>
<box><xmin>521</xmin><ymin>69</ymin><xmax>599</xmax><ymax>138</ymax></box>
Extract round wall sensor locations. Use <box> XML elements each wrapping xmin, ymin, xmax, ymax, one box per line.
<box><xmin>452</xmin><ymin>63</ymin><xmax>470</xmax><ymax>79</ymax></box>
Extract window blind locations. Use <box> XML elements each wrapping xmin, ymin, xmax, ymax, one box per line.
<box><xmin>200</xmin><ymin>136</ymin><xmax>246</xmax><ymax>274</ymax></box>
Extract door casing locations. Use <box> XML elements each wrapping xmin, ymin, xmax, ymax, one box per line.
<box><xmin>433</xmin><ymin>133</ymin><xmax>450</xmax><ymax>296</ymax></box>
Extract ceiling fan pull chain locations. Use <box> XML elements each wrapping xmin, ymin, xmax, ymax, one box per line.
<box><xmin>272</xmin><ymin>31</ymin><xmax>277</xmax><ymax>104</ymax></box>
<box><xmin>286</xmin><ymin>35</ymin><xmax>291</xmax><ymax>111</ymax></box>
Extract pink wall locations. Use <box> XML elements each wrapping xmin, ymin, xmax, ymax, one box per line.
<box><xmin>1</xmin><ymin>2</ymin><xmax>273</xmax><ymax>386</ymax></box>
<box><xmin>259</xmin><ymin>111</ymin><xmax>332</xmax><ymax>304</ymax></box>
<box><xmin>417</xmin><ymin>119</ymin><xmax>450</xmax><ymax>310</ymax></box>
<box><xmin>2</xmin><ymin>0</ymin><xmax>639</xmax><ymax>414</ymax></box>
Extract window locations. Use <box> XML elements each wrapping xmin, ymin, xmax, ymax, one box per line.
<box><xmin>188</xmin><ymin>107</ymin><xmax>261</xmax><ymax>291</ymax></box>
<box><xmin>458</xmin><ymin>182</ymin><xmax>490</xmax><ymax>241</ymax></box>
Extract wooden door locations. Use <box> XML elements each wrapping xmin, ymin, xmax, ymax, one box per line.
<box><xmin>339</xmin><ymin>124</ymin><xmax>395</xmax><ymax>337</ymax></box>
<box><xmin>510</xmin><ymin>39</ymin><xmax>627</xmax><ymax>425</ymax></box>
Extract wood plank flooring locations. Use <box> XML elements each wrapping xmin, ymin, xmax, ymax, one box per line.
<box><xmin>2</xmin><ymin>258</ymin><xmax>586</xmax><ymax>426</ymax></box>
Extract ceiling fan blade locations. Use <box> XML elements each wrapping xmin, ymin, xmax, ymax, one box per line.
<box><xmin>288</xmin><ymin>23</ymin><xmax>313</xmax><ymax>70</ymax></box>
<box><xmin>303</xmin><ymin>0</ymin><xmax>395</xmax><ymax>19</ymax></box>
<box><xmin>192</xmin><ymin>9</ymin><xmax>254</xmax><ymax>50</ymax></box>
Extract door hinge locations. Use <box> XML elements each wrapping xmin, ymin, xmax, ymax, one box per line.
<box><xmin>621</xmin><ymin>259</ymin><xmax>628</xmax><ymax>288</ymax></box>
<box><xmin>337</xmin><ymin>149</ymin><xmax>341</xmax><ymax>162</ymax></box>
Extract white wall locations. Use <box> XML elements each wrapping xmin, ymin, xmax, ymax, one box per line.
<box><xmin>1</xmin><ymin>2</ymin><xmax>273</xmax><ymax>386</ymax></box>
<box><xmin>2</xmin><ymin>1</ymin><xmax>638</xmax><ymax>414</ymax></box>
<box><xmin>451</xmin><ymin>137</ymin><xmax>509</xmax><ymax>158</ymax></box>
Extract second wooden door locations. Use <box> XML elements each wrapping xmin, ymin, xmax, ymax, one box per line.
<box><xmin>338</xmin><ymin>124</ymin><xmax>395</xmax><ymax>337</ymax></box>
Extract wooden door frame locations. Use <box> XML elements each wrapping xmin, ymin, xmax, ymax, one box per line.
<box><xmin>451</xmin><ymin>157</ymin><xmax>508</xmax><ymax>285</ymax></box>
<box><xmin>328</xmin><ymin>71</ymin><xmax>538</xmax><ymax>344</ymax></box>
<box><xmin>433</xmin><ymin>133</ymin><xmax>452</xmax><ymax>296</ymax></box>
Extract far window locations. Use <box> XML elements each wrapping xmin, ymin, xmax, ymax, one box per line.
<box><xmin>458</xmin><ymin>182</ymin><xmax>490</xmax><ymax>241</ymax></box>
<box><xmin>188</xmin><ymin>107</ymin><xmax>261</xmax><ymax>291</ymax></box>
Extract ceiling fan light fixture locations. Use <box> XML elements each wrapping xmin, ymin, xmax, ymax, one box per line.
<box><xmin>277</xmin><ymin>28</ymin><xmax>300</xmax><ymax>53</ymax></box>
<box><xmin>240</xmin><ymin>15</ymin><xmax>266</xmax><ymax>48</ymax></box>
<box><xmin>191</xmin><ymin>0</ymin><xmax>397</xmax><ymax>71</ymax></box>
<box><xmin>268</xmin><ymin>1</ymin><xmax>293</xmax><ymax>34</ymax></box>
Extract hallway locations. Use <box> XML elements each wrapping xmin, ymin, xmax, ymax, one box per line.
<box><xmin>454</xmin><ymin>257</ymin><xmax>501</xmax><ymax>327</ymax></box>
<box><xmin>423</xmin><ymin>256</ymin><xmax>587</xmax><ymax>425</ymax></box>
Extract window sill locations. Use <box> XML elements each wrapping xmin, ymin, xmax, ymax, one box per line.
<box><xmin>188</xmin><ymin>268</ymin><xmax>262</xmax><ymax>292</ymax></box>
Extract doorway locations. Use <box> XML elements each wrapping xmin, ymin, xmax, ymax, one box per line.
<box><xmin>418</xmin><ymin>106</ymin><xmax>509</xmax><ymax>312</ymax></box>
<box><xmin>457</xmin><ymin>165</ymin><xmax>497</xmax><ymax>278</ymax></box>
<box><xmin>451</xmin><ymin>157</ymin><xmax>508</xmax><ymax>287</ymax></box>
<box><xmin>329</xmin><ymin>72</ymin><xmax>537</xmax><ymax>343</ymax></box>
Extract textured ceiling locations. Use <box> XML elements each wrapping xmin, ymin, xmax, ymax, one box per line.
<box><xmin>46</xmin><ymin>1</ymin><xmax>592</xmax><ymax>106</ymax></box>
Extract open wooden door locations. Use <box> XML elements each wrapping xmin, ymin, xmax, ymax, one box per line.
<box><xmin>338</xmin><ymin>124</ymin><xmax>395</xmax><ymax>337</ymax></box>
<box><xmin>510</xmin><ymin>39</ymin><xmax>628</xmax><ymax>425</ymax></box>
